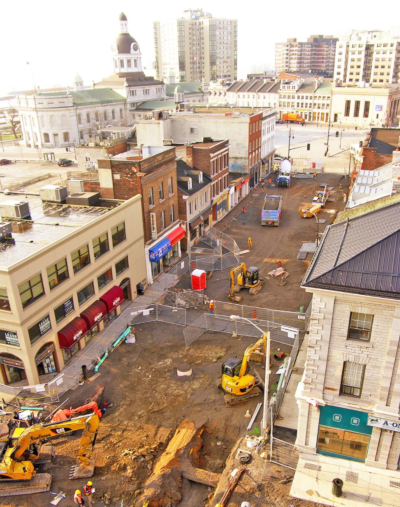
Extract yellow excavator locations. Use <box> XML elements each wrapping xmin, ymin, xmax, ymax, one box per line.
<box><xmin>0</xmin><ymin>412</ymin><xmax>99</xmax><ymax>496</ymax></box>
<box><xmin>220</xmin><ymin>333</ymin><xmax>269</xmax><ymax>406</ymax></box>
<box><xmin>228</xmin><ymin>263</ymin><xmax>263</xmax><ymax>302</ymax></box>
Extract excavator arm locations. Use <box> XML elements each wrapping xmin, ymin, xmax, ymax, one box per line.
<box><xmin>229</xmin><ymin>263</ymin><xmax>247</xmax><ymax>297</ymax></box>
<box><xmin>238</xmin><ymin>333</ymin><xmax>268</xmax><ymax>377</ymax></box>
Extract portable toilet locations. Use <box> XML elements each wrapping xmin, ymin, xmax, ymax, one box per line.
<box><xmin>191</xmin><ymin>269</ymin><xmax>207</xmax><ymax>291</ymax></box>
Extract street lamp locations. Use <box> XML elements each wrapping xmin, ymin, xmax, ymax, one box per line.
<box><xmin>302</xmin><ymin>208</ymin><xmax>320</xmax><ymax>245</ymax></box>
<box><xmin>229</xmin><ymin>315</ymin><xmax>271</xmax><ymax>432</ymax></box>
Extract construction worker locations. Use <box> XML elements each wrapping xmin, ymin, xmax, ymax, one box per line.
<box><xmin>209</xmin><ymin>300</ymin><xmax>215</xmax><ymax>315</ymax></box>
<box><xmin>83</xmin><ymin>481</ymin><xmax>94</xmax><ymax>507</ymax></box>
<box><xmin>343</xmin><ymin>192</ymin><xmax>347</xmax><ymax>203</ymax></box>
<box><xmin>248</xmin><ymin>237</ymin><xmax>253</xmax><ymax>250</ymax></box>
<box><xmin>74</xmin><ymin>490</ymin><xmax>85</xmax><ymax>506</ymax></box>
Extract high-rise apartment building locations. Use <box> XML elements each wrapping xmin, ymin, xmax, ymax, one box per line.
<box><xmin>275</xmin><ymin>35</ymin><xmax>338</xmax><ymax>75</ymax></box>
<box><xmin>334</xmin><ymin>29</ymin><xmax>400</xmax><ymax>85</ymax></box>
<box><xmin>154</xmin><ymin>9</ymin><xmax>237</xmax><ymax>83</ymax></box>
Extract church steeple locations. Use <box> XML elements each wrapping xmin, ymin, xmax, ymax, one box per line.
<box><xmin>119</xmin><ymin>12</ymin><xmax>128</xmax><ymax>34</ymax></box>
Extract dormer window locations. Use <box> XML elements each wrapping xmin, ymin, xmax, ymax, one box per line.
<box><xmin>188</xmin><ymin>178</ymin><xmax>192</xmax><ymax>190</ymax></box>
<box><xmin>198</xmin><ymin>172</ymin><xmax>203</xmax><ymax>183</ymax></box>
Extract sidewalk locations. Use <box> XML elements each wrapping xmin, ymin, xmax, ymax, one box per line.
<box><xmin>274</xmin><ymin>332</ymin><xmax>309</xmax><ymax>431</ymax></box>
<box><xmin>291</xmin><ymin>453</ymin><xmax>400</xmax><ymax>507</ymax></box>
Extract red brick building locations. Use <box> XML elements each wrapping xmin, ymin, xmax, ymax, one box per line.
<box><xmin>359</xmin><ymin>128</ymin><xmax>400</xmax><ymax>171</ymax></box>
<box><xmin>84</xmin><ymin>146</ymin><xmax>185</xmax><ymax>283</ymax></box>
<box><xmin>185</xmin><ymin>140</ymin><xmax>230</xmax><ymax>222</ymax></box>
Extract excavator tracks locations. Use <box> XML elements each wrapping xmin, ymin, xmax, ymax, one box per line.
<box><xmin>224</xmin><ymin>386</ymin><xmax>263</xmax><ymax>407</ymax></box>
<box><xmin>0</xmin><ymin>473</ymin><xmax>52</xmax><ymax>497</ymax></box>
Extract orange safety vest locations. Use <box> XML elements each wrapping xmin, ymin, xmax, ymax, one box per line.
<box><xmin>209</xmin><ymin>301</ymin><xmax>214</xmax><ymax>310</ymax></box>
<box><xmin>84</xmin><ymin>485</ymin><xmax>93</xmax><ymax>496</ymax></box>
<box><xmin>74</xmin><ymin>493</ymin><xmax>83</xmax><ymax>505</ymax></box>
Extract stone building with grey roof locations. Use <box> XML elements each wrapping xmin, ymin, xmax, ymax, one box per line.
<box><xmin>293</xmin><ymin>202</ymin><xmax>400</xmax><ymax>487</ymax></box>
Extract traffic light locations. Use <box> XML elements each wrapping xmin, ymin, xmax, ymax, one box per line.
<box><xmin>336</xmin><ymin>131</ymin><xmax>339</xmax><ymax>137</ymax></box>
<box><xmin>307</xmin><ymin>143</ymin><xmax>310</xmax><ymax>151</ymax></box>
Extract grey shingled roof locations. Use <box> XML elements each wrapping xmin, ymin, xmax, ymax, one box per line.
<box><xmin>176</xmin><ymin>160</ymin><xmax>212</xmax><ymax>196</ymax></box>
<box><xmin>302</xmin><ymin>202</ymin><xmax>400</xmax><ymax>299</ymax></box>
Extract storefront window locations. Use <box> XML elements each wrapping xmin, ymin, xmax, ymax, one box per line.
<box><xmin>85</xmin><ymin>325</ymin><xmax>99</xmax><ymax>344</ymax></box>
<box><xmin>0</xmin><ymin>330</ymin><xmax>19</xmax><ymax>347</ymax></box>
<box><xmin>111</xmin><ymin>223</ymin><xmax>126</xmax><ymax>247</ymax></box>
<box><xmin>77</xmin><ymin>282</ymin><xmax>95</xmax><ymax>306</ymax></box>
<box><xmin>0</xmin><ymin>355</ymin><xmax>26</xmax><ymax>383</ymax></box>
<box><xmin>71</xmin><ymin>245</ymin><xmax>90</xmax><ymax>274</ymax></box>
<box><xmin>0</xmin><ymin>288</ymin><xmax>11</xmax><ymax>312</ymax></box>
<box><xmin>28</xmin><ymin>315</ymin><xmax>52</xmax><ymax>345</ymax></box>
<box><xmin>62</xmin><ymin>342</ymin><xmax>80</xmax><ymax>364</ymax></box>
<box><xmin>47</xmin><ymin>258</ymin><xmax>69</xmax><ymax>290</ymax></box>
<box><xmin>98</xmin><ymin>268</ymin><xmax>113</xmax><ymax>291</ymax></box>
<box><xmin>116</xmin><ymin>256</ymin><xmax>129</xmax><ymax>276</ymax></box>
<box><xmin>93</xmin><ymin>233</ymin><xmax>109</xmax><ymax>260</ymax></box>
<box><xmin>54</xmin><ymin>297</ymin><xmax>75</xmax><ymax>324</ymax></box>
<box><xmin>318</xmin><ymin>426</ymin><xmax>370</xmax><ymax>461</ymax></box>
<box><xmin>35</xmin><ymin>344</ymin><xmax>57</xmax><ymax>375</ymax></box>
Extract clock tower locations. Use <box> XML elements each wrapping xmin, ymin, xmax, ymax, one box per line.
<box><xmin>111</xmin><ymin>12</ymin><xmax>143</xmax><ymax>74</ymax></box>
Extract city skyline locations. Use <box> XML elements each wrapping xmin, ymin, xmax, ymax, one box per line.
<box><xmin>0</xmin><ymin>0</ymin><xmax>398</xmax><ymax>96</ymax></box>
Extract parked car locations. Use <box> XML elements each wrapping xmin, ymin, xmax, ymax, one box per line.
<box><xmin>57</xmin><ymin>158</ymin><xmax>73</xmax><ymax>167</ymax></box>
<box><xmin>0</xmin><ymin>159</ymin><xmax>12</xmax><ymax>165</ymax></box>
<box><xmin>275</xmin><ymin>119</ymin><xmax>283</xmax><ymax>124</ymax></box>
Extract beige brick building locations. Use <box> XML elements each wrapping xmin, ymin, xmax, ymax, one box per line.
<box><xmin>0</xmin><ymin>194</ymin><xmax>146</xmax><ymax>386</ymax></box>
<box><xmin>296</xmin><ymin>202</ymin><xmax>400</xmax><ymax>471</ymax></box>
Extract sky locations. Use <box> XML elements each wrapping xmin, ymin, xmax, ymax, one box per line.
<box><xmin>0</xmin><ymin>0</ymin><xmax>398</xmax><ymax>96</ymax></box>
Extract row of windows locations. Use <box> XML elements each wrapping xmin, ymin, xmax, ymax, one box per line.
<box><xmin>0</xmin><ymin>256</ymin><xmax>129</xmax><ymax>348</ymax></box>
<box><xmin>211</xmin><ymin>153</ymin><xmax>228</xmax><ymax>176</ymax></box>
<box><xmin>344</xmin><ymin>100</ymin><xmax>370</xmax><ymax>118</ymax></box>
<box><xmin>148</xmin><ymin>178</ymin><xmax>174</xmax><ymax>206</ymax></box>
<box><xmin>17</xmin><ymin>223</ymin><xmax>126</xmax><ymax>311</ymax></box>
<box><xmin>188</xmin><ymin>189</ymin><xmax>209</xmax><ymax>215</ymax></box>
<box><xmin>211</xmin><ymin>176</ymin><xmax>229</xmax><ymax>198</ymax></box>
<box><xmin>78</xmin><ymin>109</ymin><xmax>123</xmax><ymax>124</ymax></box>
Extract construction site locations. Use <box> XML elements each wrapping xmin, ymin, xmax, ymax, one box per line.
<box><xmin>0</xmin><ymin>173</ymin><xmax>348</xmax><ymax>507</ymax></box>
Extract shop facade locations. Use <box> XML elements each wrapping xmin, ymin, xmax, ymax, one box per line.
<box><xmin>229</xmin><ymin>176</ymin><xmax>250</xmax><ymax>211</ymax></box>
<box><xmin>146</xmin><ymin>225</ymin><xmax>186</xmax><ymax>284</ymax></box>
<box><xmin>188</xmin><ymin>207</ymin><xmax>212</xmax><ymax>246</ymax></box>
<box><xmin>212</xmin><ymin>190</ymin><xmax>229</xmax><ymax>223</ymax></box>
<box><xmin>0</xmin><ymin>195</ymin><xmax>146</xmax><ymax>386</ymax></box>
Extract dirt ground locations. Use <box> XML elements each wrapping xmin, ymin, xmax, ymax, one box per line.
<box><xmin>3</xmin><ymin>174</ymin><xmax>347</xmax><ymax>507</ymax></box>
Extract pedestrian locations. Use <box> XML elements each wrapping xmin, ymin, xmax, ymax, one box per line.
<box><xmin>248</xmin><ymin>237</ymin><xmax>253</xmax><ymax>250</ymax></box>
<box><xmin>342</xmin><ymin>192</ymin><xmax>347</xmax><ymax>203</ymax></box>
<box><xmin>261</xmin><ymin>179</ymin><xmax>265</xmax><ymax>189</ymax></box>
<box><xmin>74</xmin><ymin>490</ymin><xmax>85</xmax><ymax>506</ymax></box>
<box><xmin>268</xmin><ymin>178</ymin><xmax>272</xmax><ymax>187</ymax></box>
<box><xmin>83</xmin><ymin>481</ymin><xmax>94</xmax><ymax>507</ymax></box>
<box><xmin>209</xmin><ymin>300</ymin><xmax>215</xmax><ymax>315</ymax></box>
<box><xmin>313</xmin><ymin>172</ymin><xmax>317</xmax><ymax>178</ymax></box>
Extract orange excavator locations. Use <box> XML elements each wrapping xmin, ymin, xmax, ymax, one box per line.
<box><xmin>52</xmin><ymin>401</ymin><xmax>102</xmax><ymax>422</ymax></box>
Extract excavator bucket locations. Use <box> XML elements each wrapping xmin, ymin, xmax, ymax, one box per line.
<box><xmin>69</xmin><ymin>457</ymin><xmax>95</xmax><ymax>480</ymax></box>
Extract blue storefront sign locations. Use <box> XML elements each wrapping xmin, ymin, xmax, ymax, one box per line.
<box><xmin>375</xmin><ymin>105</ymin><xmax>383</xmax><ymax>111</ymax></box>
<box><xmin>149</xmin><ymin>237</ymin><xmax>172</xmax><ymax>262</ymax></box>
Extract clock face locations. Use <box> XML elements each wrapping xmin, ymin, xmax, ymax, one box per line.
<box><xmin>132</xmin><ymin>43</ymin><xmax>139</xmax><ymax>52</ymax></box>
<box><xmin>111</xmin><ymin>44</ymin><xmax>117</xmax><ymax>53</ymax></box>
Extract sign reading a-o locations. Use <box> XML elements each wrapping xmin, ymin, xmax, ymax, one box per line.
<box><xmin>368</xmin><ymin>415</ymin><xmax>400</xmax><ymax>433</ymax></box>
<box><xmin>150</xmin><ymin>212</ymin><xmax>157</xmax><ymax>240</ymax></box>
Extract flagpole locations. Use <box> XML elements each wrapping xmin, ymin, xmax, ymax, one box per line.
<box><xmin>27</xmin><ymin>62</ymin><xmax>36</xmax><ymax>91</ymax></box>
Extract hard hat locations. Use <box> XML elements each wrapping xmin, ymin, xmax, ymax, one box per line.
<box><xmin>76</xmin><ymin>490</ymin><xmax>81</xmax><ymax>494</ymax></box>
<box><xmin>87</xmin><ymin>481</ymin><xmax>93</xmax><ymax>486</ymax></box>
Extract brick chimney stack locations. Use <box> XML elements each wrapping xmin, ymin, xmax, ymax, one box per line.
<box><xmin>186</xmin><ymin>145</ymin><xmax>194</xmax><ymax>168</ymax></box>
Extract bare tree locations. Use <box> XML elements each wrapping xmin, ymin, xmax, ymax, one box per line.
<box><xmin>6</xmin><ymin>108</ymin><xmax>20</xmax><ymax>138</ymax></box>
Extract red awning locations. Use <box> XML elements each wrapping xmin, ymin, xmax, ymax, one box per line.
<box><xmin>80</xmin><ymin>300</ymin><xmax>108</xmax><ymax>330</ymax></box>
<box><xmin>58</xmin><ymin>317</ymin><xmax>88</xmax><ymax>350</ymax></box>
<box><xmin>167</xmin><ymin>226</ymin><xmax>186</xmax><ymax>246</ymax></box>
<box><xmin>100</xmin><ymin>285</ymin><xmax>125</xmax><ymax>312</ymax></box>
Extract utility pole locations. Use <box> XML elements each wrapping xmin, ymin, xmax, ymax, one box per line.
<box><xmin>287</xmin><ymin>127</ymin><xmax>291</xmax><ymax>159</ymax></box>
<box><xmin>326</xmin><ymin>91</ymin><xmax>333</xmax><ymax>149</ymax></box>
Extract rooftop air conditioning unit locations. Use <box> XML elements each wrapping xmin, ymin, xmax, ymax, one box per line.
<box><xmin>0</xmin><ymin>201</ymin><xmax>31</xmax><ymax>219</ymax></box>
<box><xmin>39</xmin><ymin>185</ymin><xmax>68</xmax><ymax>203</ymax></box>
<box><xmin>0</xmin><ymin>222</ymin><xmax>12</xmax><ymax>236</ymax></box>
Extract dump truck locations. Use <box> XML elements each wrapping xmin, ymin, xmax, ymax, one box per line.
<box><xmin>282</xmin><ymin>113</ymin><xmax>305</xmax><ymax>125</ymax></box>
<box><xmin>261</xmin><ymin>195</ymin><xmax>282</xmax><ymax>226</ymax></box>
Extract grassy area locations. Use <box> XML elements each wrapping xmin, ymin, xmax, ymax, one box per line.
<box><xmin>0</xmin><ymin>133</ymin><xmax>21</xmax><ymax>140</ymax></box>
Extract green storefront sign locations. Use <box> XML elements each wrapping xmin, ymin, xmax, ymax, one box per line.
<box><xmin>319</xmin><ymin>405</ymin><xmax>372</xmax><ymax>435</ymax></box>
<box><xmin>317</xmin><ymin>406</ymin><xmax>372</xmax><ymax>462</ymax></box>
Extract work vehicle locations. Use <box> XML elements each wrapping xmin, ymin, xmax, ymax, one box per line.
<box><xmin>0</xmin><ymin>413</ymin><xmax>99</xmax><ymax>496</ymax></box>
<box><xmin>220</xmin><ymin>334</ymin><xmax>269</xmax><ymax>406</ymax></box>
<box><xmin>0</xmin><ymin>159</ymin><xmax>11</xmax><ymax>165</ymax></box>
<box><xmin>57</xmin><ymin>158</ymin><xmax>73</xmax><ymax>167</ymax></box>
<box><xmin>282</xmin><ymin>113</ymin><xmax>305</xmax><ymax>125</ymax></box>
<box><xmin>312</xmin><ymin>184</ymin><xmax>330</xmax><ymax>207</ymax></box>
<box><xmin>276</xmin><ymin>159</ymin><xmax>291</xmax><ymax>188</ymax></box>
<box><xmin>228</xmin><ymin>263</ymin><xmax>262</xmax><ymax>302</ymax></box>
<box><xmin>261</xmin><ymin>195</ymin><xmax>282</xmax><ymax>226</ymax></box>
<box><xmin>275</xmin><ymin>119</ymin><xmax>283</xmax><ymax>124</ymax></box>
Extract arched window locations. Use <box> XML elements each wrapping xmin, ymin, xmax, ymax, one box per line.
<box><xmin>86</xmin><ymin>112</ymin><xmax>90</xmax><ymax>123</ymax></box>
<box><xmin>120</xmin><ymin>108</ymin><xmax>123</xmax><ymax>119</ymax></box>
<box><xmin>95</xmin><ymin>111</ymin><xmax>99</xmax><ymax>122</ymax></box>
<box><xmin>103</xmin><ymin>111</ymin><xmax>107</xmax><ymax>121</ymax></box>
<box><xmin>77</xmin><ymin>114</ymin><xmax>82</xmax><ymax>124</ymax></box>
<box><xmin>43</xmin><ymin>133</ymin><xmax>50</xmax><ymax>143</ymax></box>
<box><xmin>112</xmin><ymin>110</ymin><xmax>116</xmax><ymax>120</ymax></box>
<box><xmin>63</xmin><ymin>132</ymin><xmax>69</xmax><ymax>143</ymax></box>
